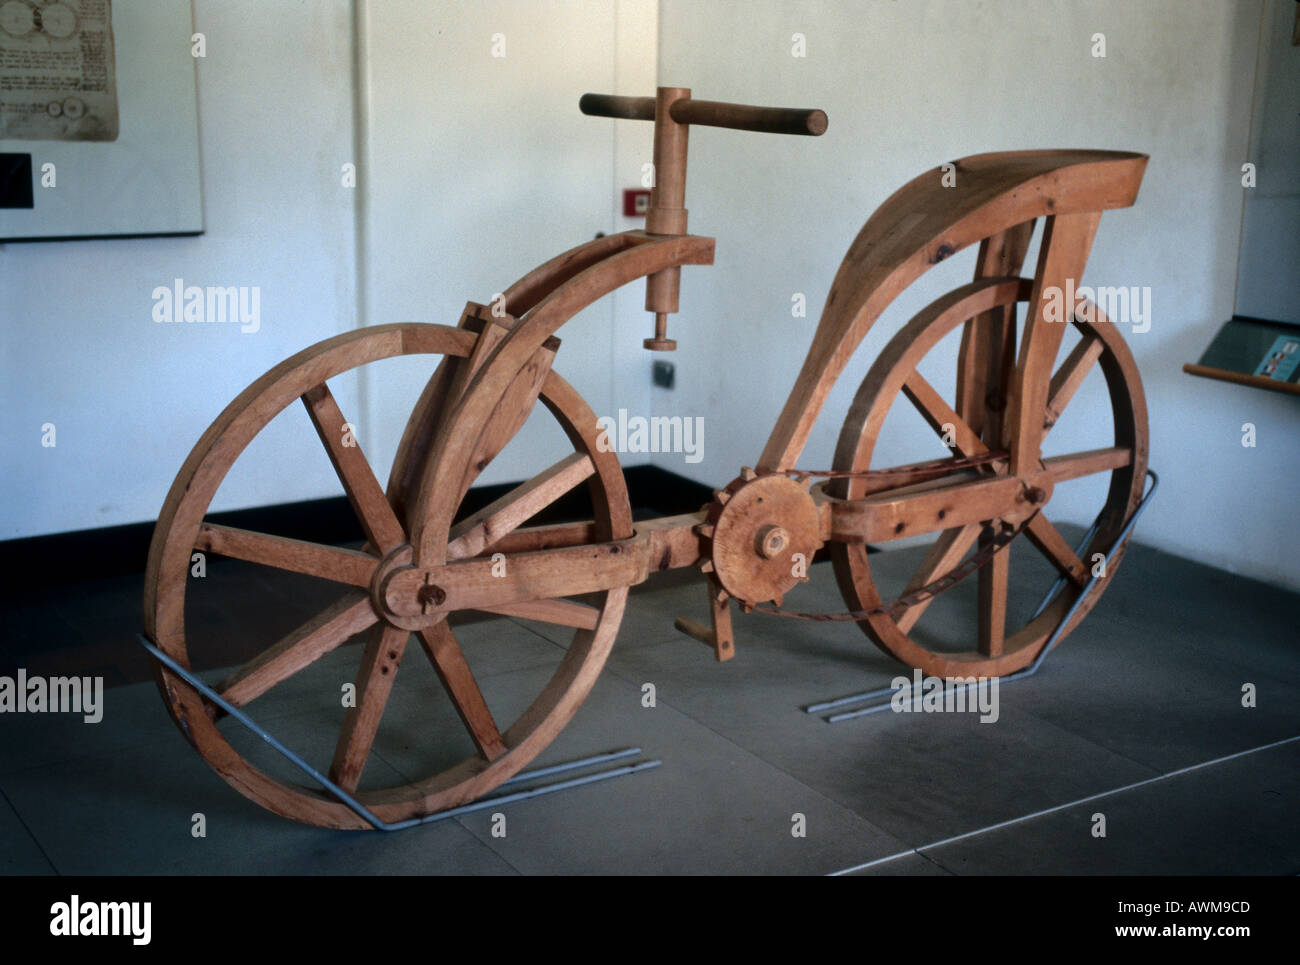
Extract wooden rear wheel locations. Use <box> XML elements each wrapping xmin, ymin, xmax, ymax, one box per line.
<box><xmin>831</xmin><ymin>277</ymin><xmax>1148</xmax><ymax>678</ymax></box>
<box><xmin>144</xmin><ymin>323</ymin><xmax>630</xmax><ymax>828</ymax></box>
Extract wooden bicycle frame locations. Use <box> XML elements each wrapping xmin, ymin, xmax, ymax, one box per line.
<box><xmin>145</xmin><ymin>86</ymin><xmax>1151</xmax><ymax>828</ymax></box>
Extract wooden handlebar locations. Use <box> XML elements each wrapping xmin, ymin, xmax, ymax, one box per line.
<box><xmin>580</xmin><ymin>92</ymin><xmax>827</xmax><ymax>136</ymax></box>
<box><xmin>670</xmin><ymin>99</ymin><xmax>827</xmax><ymax>136</ymax></box>
<box><xmin>581</xmin><ymin>88</ymin><xmax>826</xmax><ymax>339</ymax></box>
<box><xmin>579</xmin><ymin>93</ymin><xmax>656</xmax><ymax>122</ymax></box>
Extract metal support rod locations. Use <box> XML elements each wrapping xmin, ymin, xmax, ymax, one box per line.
<box><xmin>806</xmin><ymin>469</ymin><xmax>1159</xmax><ymax>722</ymax></box>
<box><xmin>808</xmin><ymin>516</ymin><xmax>1095</xmax><ymax>718</ymax></box>
<box><xmin>1003</xmin><ymin>468</ymin><xmax>1158</xmax><ymax>680</ymax></box>
<box><xmin>137</xmin><ymin>634</ymin><xmax>660</xmax><ymax>831</ymax></box>
<box><xmin>1029</xmin><ymin>519</ymin><xmax>1101</xmax><ymax>621</ymax></box>
<box><xmin>499</xmin><ymin>746</ymin><xmax>645</xmax><ymax>787</ymax></box>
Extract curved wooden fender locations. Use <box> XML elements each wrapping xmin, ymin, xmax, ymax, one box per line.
<box><xmin>386</xmin><ymin>230</ymin><xmax>714</xmax><ymax>527</ymax></box>
<box><xmin>409</xmin><ymin>230</ymin><xmax>715</xmax><ymax>564</ymax></box>
<box><xmin>759</xmin><ymin>149</ymin><xmax>1148</xmax><ymax>470</ymax></box>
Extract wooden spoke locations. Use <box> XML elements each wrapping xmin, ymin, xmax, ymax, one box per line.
<box><xmin>977</xmin><ymin>532</ymin><xmax>1009</xmax><ymax>657</ymax></box>
<box><xmin>217</xmin><ymin>594</ymin><xmax>377</xmax><ymax>708</ymax></box>
<box><xmin>416</xmin><ymin>622</ymin><xmax>508</xmax><ymax>761</ymax></box>
<box><xmin>1044</xmin><ymin>333</ymin><xmax>1104</xmax><ymax>432</ymax></box>
<box><xmin>329</xmin><ymin>623</ymin><xmax>411</xmax><ymax>793</ymax></box>
<box><xmin>196</xmin><ymin>523</ymin><xmax>377</xmax><ymax>588</ymax></box>
<box><xmin>447</xmin><ymin>451</ymin><xmax>595</xmax><ymax>560</ymax></box>
<box><xmin>1043</xmin><ymin>446</ymin><xmax>1132</xmax><ymax>483</ymax></box>
<box><xmin>302</xmin><ymin>382</ymin><xmax>406</xmax><ymax>554</ymax></box>
<box><xmin>477</xmin><ymin>520</ymin><xmax>600</xmax><ymax>556</ymax></box>
<box><xmin>1023</xmin><ymin>513</ymin><xmax>1088</xmax><ymax>586</ymax></box>
<box><xmin>901</xmin><ymin>372</ymin><xmax>987</xmax><ymax>458</ymax></box>
<box><xmin>896</xmin><ymin>524</ymin><xmax>981</xmax><ymax>632</ymax></box>
<box><xmin>1008</xmin><ymin>211</ymin><xmax>1102</xmax><ymax>474</ymax></box>
<box><xmin>473</xmin><ymin>598</ymin><xmax>601</xmax><ymax>631</ymax></box>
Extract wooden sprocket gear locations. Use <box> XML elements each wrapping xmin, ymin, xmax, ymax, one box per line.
<box><xmin>698</xmin><ymin>468</ymin><xmax>824</xmax><ymax>608</ymax></box>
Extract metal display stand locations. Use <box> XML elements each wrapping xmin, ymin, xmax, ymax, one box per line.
<box><xmin>137</xmin><ymin>634</ymin><xmax>661</xmax><ymax>832</ymax></box>
<box><xmin>804</xmin><ymin>469</ymin><xmax>1160</xmax><ymax>723</ymax></box>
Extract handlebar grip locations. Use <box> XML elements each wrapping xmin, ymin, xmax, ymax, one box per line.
<box><xmin>580</xmin><ymin>92</ymin><xmax>828</xmax><ymax>136</ymax></box>
<box><xmin>579</xmin><ymin>93</ymin><xmax>656</xmax><ymax>122</ymax></box>
<box><xmin>669</xmin><ymin>99</ymin><xmax>827</xmax><ymax>136</ymax></box>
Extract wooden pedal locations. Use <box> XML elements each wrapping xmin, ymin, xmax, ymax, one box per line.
<box><xmin>673</xmin><ymin>577</ymin><xmax>735</xmax><ymax>662</ymax></box>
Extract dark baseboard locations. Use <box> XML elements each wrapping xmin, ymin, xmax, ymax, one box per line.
<box><xmin>1</xmin><ymin>465</ymin><xmax>717</xmax><ymax>595</ymax></box>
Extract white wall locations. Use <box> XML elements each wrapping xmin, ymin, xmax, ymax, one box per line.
<box><xmin>1</xmin><ymin>0</ymin><xmax>656</xmax><ymax>541</ymax></box>
<box><xmin>1</xmin><ymin>0</ymin><xmax>358</xmax><ymax>537</ymax></box>
<box><xmin>356</xmin><ymin>0</ymin><xmax>656</xmax><ymax>489</ymax></box>
<box><xmin>654</xmin><ymin>0</ymin><xmax>1299</xmax><ymax>591</ymax></box>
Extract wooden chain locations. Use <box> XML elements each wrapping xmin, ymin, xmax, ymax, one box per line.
<box><xmin>779</xmin><ymin>449</ymin><xmax>1007</xmax><ymax>482</ymax></box>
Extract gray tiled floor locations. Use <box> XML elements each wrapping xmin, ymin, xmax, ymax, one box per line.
<box><xmin>894</xmin><ymin>741</ymin><xmax>1300</xmax><ymax>876</ymax></box>
<box><xmin>1</xmin><ymin>532</ymin><xmax>1296</xmax><ymax>875</ymax></box>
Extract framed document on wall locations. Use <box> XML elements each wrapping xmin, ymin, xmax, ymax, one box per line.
<box><xmin>0</xmin><ymin>0</ymin><xmax>202</xmax><ymax>240</ymax></box>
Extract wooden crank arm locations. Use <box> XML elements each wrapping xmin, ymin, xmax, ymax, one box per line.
<box><xmin>382</xmin><ymin>514</ymin><xmax>708</xmax><ymax>621</ymax></box>
<box><xmin>383</xmin><ymin>541</ymin><xmax>645</xmax><ymax>619</ymax></box>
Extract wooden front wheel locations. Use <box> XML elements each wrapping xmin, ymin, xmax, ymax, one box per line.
<box><xmin>144</xmin><ymin>323</ymin><xmax>631</xmax><ymax>828</ymax></box>
<box><xmin>830</xmin><ymin>278</ymin><xmax>1148</xmax><ymax>678</ymax></box>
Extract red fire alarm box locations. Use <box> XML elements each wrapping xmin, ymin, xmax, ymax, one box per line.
<box><xmin>623</xmin><ymin>189</ymin><xmax>652</xmax><ymax>217</ymax></box>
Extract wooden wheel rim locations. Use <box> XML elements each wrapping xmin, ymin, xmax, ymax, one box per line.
<box><xmin>831</xmin><ymin>278</ymin><xmax>1148</xmax><ymax>677</ymax></box>
<box><xmin>144</xmin><ymin>323</ymin><xmax>630</xmax><ymax>828</ymax></box>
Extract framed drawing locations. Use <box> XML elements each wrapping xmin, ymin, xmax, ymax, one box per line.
<box><xmin>0</xmin><ymin>0</ymin><xmax>202</xmax><ymax>241</ymax></box>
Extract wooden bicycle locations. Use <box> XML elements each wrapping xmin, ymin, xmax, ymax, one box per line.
<box><xmin>144</xmin><ymin>88</ymin><xmax>1149</xmax><ymax>828</ymax></box>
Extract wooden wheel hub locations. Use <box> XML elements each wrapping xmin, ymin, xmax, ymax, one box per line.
<box><xmin>369</xmin><ymin>544</ymin><xmax>441</xmax><ymax>631</ymax></box>
<box><xmin>756</xmin><ymin>525</ymin><xmax>790</xmax><ymax>559</ymax></box>
<box><xmin>705</xmin><ymin>472</ymin><xmax>822</xmax><ymax>606</ymax></box>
